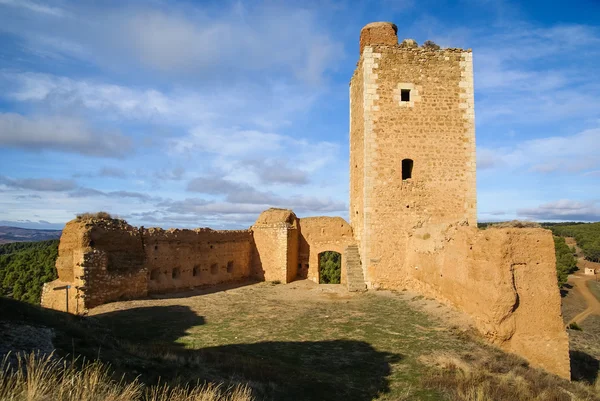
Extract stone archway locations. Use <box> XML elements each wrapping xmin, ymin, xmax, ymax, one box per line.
<box><xmin>318</xmin><ymin>251</ymin><xmax>342</xmax><ymax>284</ymax></box>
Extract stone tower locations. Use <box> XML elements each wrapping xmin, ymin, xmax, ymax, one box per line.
<box><xmin>349</xmin><ymin>22</ymin><xmax>477</xmax><ymax>287</ymax></box>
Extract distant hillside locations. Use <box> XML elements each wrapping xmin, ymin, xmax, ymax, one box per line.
<box><xmin>0</xmin><ymin>226</ymin><xmax>62</xmax><ymax>244</ymax></box>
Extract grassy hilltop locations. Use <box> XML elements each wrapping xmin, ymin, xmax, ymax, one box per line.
<box><xmin>1</xmin><ymin>225</ymin><xmax>600</xmax><ymax>400</ymax></box>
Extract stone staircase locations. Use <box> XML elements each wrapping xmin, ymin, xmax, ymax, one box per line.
<box><xmin>344</xmin><ymin>244</ymin><xmax>366</xmax><ymax>292</ymax></box>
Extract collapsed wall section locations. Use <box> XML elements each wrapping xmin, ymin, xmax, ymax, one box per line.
<box><xmin>42</xmin><ymin>217</ymin><xmax>255</xmax><ymax>312</ymax></box>
<box><xmin>41</xmin><ymin>220</ymin><xmax>88</xmax><ymax>313</ymax></box>
<box><xmin>401</xmin><ymin>226</ymin><xmax>570</xmax><ymax>378</ymax></box>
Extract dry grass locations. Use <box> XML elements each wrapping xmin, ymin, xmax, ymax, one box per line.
<box><xmin>75</xmin><ymin>211</ymin><xmax>117</xmax><ymax>222</ymax></box>
<box><xmin>423</xmin><ymin>350</ymin><xmax>600</xmax><ymax>401</ymax></box>
<box><xmin>0</xmin><ymin>352</ymin><xmax>253</xmax><ymax>401</ymax></box>
<box><xmin>487</xmin><ymin>220</ymin><xmax>542</xmax><ymax>229</ymax></box>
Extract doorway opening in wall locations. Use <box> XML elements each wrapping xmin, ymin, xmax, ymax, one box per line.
<box><xmin>318</xmin><ymin>251</ymin><xmax>341</xmax><ymax>284</ymax></box>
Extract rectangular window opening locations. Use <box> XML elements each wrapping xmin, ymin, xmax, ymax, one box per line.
<box><xmin>401</xmin><ymin>89</ymin><xmax>411</xmax><ymax>102</ymax></box>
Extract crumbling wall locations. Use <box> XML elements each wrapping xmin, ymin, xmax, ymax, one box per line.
<box><xmin>42</xmin><ymin>217</ymin><xmax>255</xmax><ymax>312</ymax></box>
<box><xmin>41</xmin><ymin>220</ymin><xmax>87</xmax><ymax>313</ymax></box>
<box><xmin>298</xmin><ymin>217</ymin><xmax>355</xmax><ymax>283</ymax></box>
<box><xmin>252</xmin><ymin>208</ymin><xmax>298</xmax><ymax>283</ymax></box>
<box><xmin>397</xmin><ymin>225</ymin><xmax>570</xmax><ymax>378</ymax></box>
<box><xmin>144</xmin><ymin>228</ymin><xmax>253</xmax><ymax>293</ymax></box>
<box><xmin>83</xmin><ymin>219</ymin><xmax>147</xmax><ymax>308</ymax></box>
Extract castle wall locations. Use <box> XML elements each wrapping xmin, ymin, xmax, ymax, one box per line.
<box><xmin>42</xmin><ymin>218</ymin><xmax>255</xmax><ymax>311</ymax></box>
<box><xmin>349</xmin><ymin>23</ymin><xmax>569</xmax><ymax>378</ymax></box>
<box><xmin>401</xmin><ymin>226</ymin><xmax>569</xmax><ymax>378</ymax></box>
<box><xmin>298</xmin><ymin>217</ymin><xmax>355</xmax><ymax>284</ymax></box>
<box><xmin>349</xmin><ymin>56</ymin><xmax>365</xmax><ymax>268</ymax></box>
<box><xmin>144</xmin><ymin>228</ymin><xmax>253</xmax><ymax>293</ymax></box>
<box><xmin>352</xmin><ymin>43</ymin><xmax>477</xmax><ymax>287</ymax></box>
<box><xmin>252</xmin><ymin>209</ymin><xmax>298</xmax><ymax>283</ymax></box>
<box><xmin>41</xmin><ymin>220</ymin><xmax>89</xmax><ymax>313</ymax></box>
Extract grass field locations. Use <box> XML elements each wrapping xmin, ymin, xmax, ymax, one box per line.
<box><xmin>86</xmin><ymin>281</ymin><xmax>598</xmax><ymax>401</ymax></box>
<box><xmin>3</xmin><ymin>280</ymin><xmax>600</xmax><ymax>400</ymax></box>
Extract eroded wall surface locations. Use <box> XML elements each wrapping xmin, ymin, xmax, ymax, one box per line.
<box><xmin>42</xmin><ymin>218</ymin><xmax>255</xmax><ymax>311</ymax></box>
<box><xmin>298</xmin><ymin>217</ymin><xmax>356</xmax><ymax>283</ymax></box>
<box><xmin>401</xmin><ymin>226</ymin><xmax>570</xmax><ymax>378</ymax></box>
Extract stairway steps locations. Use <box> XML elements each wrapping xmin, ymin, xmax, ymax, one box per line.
<box><xmin>344</xmin><ymin>245</ymin><xmax>366</xmax><ymax>292</ymax></box>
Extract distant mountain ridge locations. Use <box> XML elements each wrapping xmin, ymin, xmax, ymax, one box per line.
<box><xmin>0</xmin><ymin>226</ymin><xmax>62</xmax><ymax>244</ymax></box>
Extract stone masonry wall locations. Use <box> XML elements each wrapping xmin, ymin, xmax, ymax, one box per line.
<box><xmin>252</xmin><ymin>208</ymin><xmax>298</xmax><ymax>283</ymax></box>
<box><xmin>349</xmin><ymin>22</ymin><xmax>569</xmax><ymax>378</ymax></box>
<box><xmin>42</xmin><ymin>217</ymin><xmax>255</xmax><ymax>312</ymax></box>
<box><xmin>144</xmin><ymin>228</ymin><xmax>253</xmax><ymax>293</ymax></box>
<box><xmin>298</xmin><ymin>217</ymin><xmax>356</xmax><ymax>284</ymax></box>
<box><xmin>354</xmin><ymin>43</ymin><xmax>477</xmax><ymax>286</ymax></box>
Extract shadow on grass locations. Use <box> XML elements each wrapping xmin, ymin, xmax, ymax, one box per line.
<box><xmin>93</xmin><ymin>305</ymin><xmax>205</xmax><ymax>344</ymax></box>
<box><xmin>92</xmin><ymin>304</ymin><xmax>402</xmax><ymax>401</ymax></box>
<box><xmin>571</xmin><ymin>350</ymin><xmax>600</xmax><ymax>384</ymax></box>
<box><xmin>147</xmin><ymin>279</ymin><xmax>262</xmax><ymax>300</ymax></box>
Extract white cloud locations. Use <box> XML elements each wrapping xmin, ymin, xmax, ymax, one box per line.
<box><xmin>0</xmin><ymin>3</ymin><xmax>343</xmax><ymax>84</ymax></box>
<box><xmin>3</xmin><ymin>72</ymin><xmax>318</xmax><ymax>130</ymax></box>
<box><xmin>473</xmin><ymin>24</ymin><xmax>600</xmax><ymax>124</ymax></box>
<box><xmin>0</xmin><ymin>0</ymin><xmax>65</xmax><ymax>17</ymax></box>
<box><xmin>0</xmin><ymin>112</ymin><xmax>132</xmax><ymax>157</ymax></box>
<box><xmin>478</xmin><ymin>127</ymin><xmax>600</xmax><ymax>174</ymax></box>
<box><xmin>120</xmin><ymin>6</ymin><xmax>343</xmax><ymax>83</ymax></box>
<box><xmin>0</xmin><ymin>176</ymin><xmax>77</xmax><ymax>192</ymax></box>
<box><xmin>518</xmin><ymin>200</ymin><xmax>600</xmax><ymax>221</ymax></box>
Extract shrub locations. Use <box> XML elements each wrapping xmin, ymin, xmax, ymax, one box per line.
<box><xmin>319</xmin><ymin>251</ymin><xmax>341</xmax><ymax>284</ymax></box>
<box><xmin>489</xmin><ymin>220</ymin><xmax>542</xmax><ymax>229</ymax></box>
<box><xmin>569</xmin><ymin>322</ymin><xmax>583</xmax><ymax>331</ymax></box>
<box><xmin>422</xmin><ymin>40</ymin><xmax>441</xmax><ymax>50</ymax></box>
<box><xmin>76</xmin><ymin>211</ymin><xmax>115</xmax><ymax>221</ymax></box>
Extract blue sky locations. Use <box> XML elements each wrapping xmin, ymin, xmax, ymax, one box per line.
<box><xmin>0</xmin><ymin>0</ymin><xmax>599</xmax><ymax>230</ymax></box>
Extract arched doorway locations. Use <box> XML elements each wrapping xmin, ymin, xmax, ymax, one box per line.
<box><xmin>319</xmin><ymin>251</ymin><xmax>341</xmax><ymax>284</ymax></box>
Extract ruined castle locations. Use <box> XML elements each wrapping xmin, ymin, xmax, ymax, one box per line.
<box><xmin>41</xmin><ymin>22</ymin><xmax>570</xmax><ymax>379</ymax></box>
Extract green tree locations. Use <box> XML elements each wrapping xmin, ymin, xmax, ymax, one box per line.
<box><xmin>553</xmin><ymin>236</ymin><xmax>577</xmax><ymax>287</ymax></box>
<box><xmin>319</xmin><ymin>251</ymin><xmax>341</xmax><ymax>284</ymax></box>
<box><xmin>0</xmin><ymin>240</ymin><xmax>58</xmax><ymax>304</ymax></box>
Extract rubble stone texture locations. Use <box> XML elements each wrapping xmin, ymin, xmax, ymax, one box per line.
<box><xmin>41</xmin><ymin>21</ymin><xmax>570</xmax><ymax>379</ymax></box>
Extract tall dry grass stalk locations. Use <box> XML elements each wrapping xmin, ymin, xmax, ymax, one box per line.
<box><xmin>0</xmin><ymin>353</ymin><xmax>253</xmax><ymax>401</ymax></box>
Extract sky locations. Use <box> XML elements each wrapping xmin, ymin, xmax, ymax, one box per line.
<box><xmin>0</xmin><ymin>0</ymin><xmax>599</xmax><ymax>230</ymax></box>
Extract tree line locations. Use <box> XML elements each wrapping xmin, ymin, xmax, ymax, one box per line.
<box><xmin>0</xmin><ymin>240</ymin><xmax>58</xmax><ymax>304</ymax></box>
<box><xmin>547</xmin><ymin>222</ymin><xmax>600</xmax><ymax>263</ymax></box>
